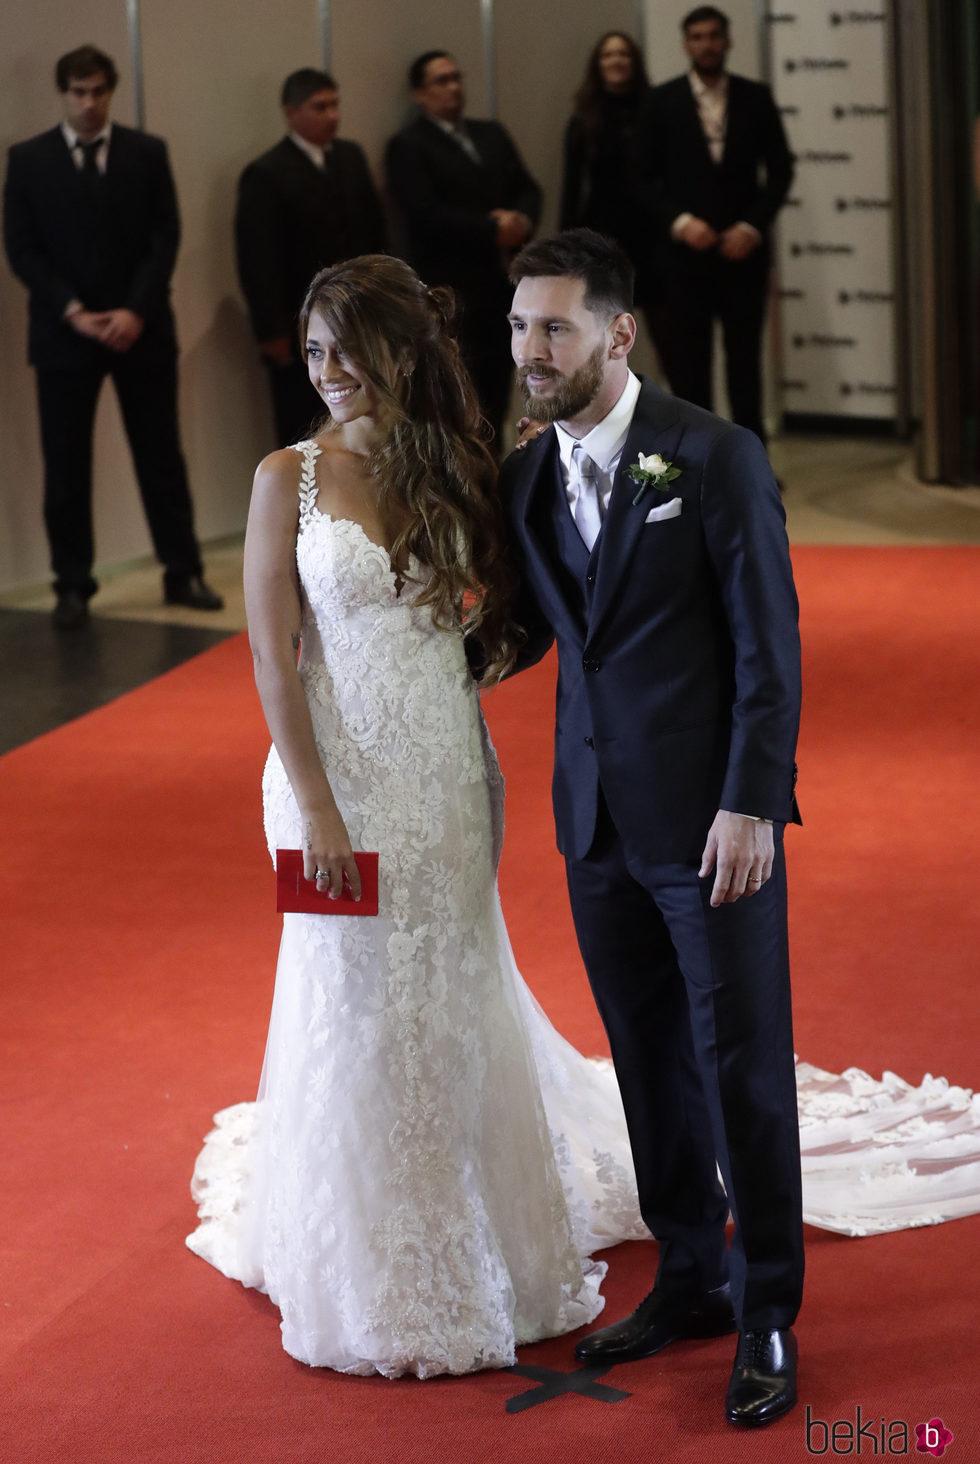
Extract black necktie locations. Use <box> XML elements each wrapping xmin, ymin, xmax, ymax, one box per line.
<box><xmin>78</xmin><ymin>140</ymin><xmax>101</xmax><ymax>177</ymax></box>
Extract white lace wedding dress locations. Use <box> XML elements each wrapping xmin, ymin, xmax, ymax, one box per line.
<box><xmin>185</xmin><ymin>442</ymin><xmax>645</xmax><ymax>1377</ymax></box>
<box><xmin>187</xmin><ymin>442</ymin><xmax>980</xmax><ymax>1376</ymax></box>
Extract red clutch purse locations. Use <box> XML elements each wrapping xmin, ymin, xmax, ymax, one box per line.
<box><xmin>275</xmin><ymin>849</ymin><xmax>379</xmax><ymax>915</ymax></box>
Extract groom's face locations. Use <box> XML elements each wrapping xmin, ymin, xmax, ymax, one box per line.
<box><xmin>509</xmin><ymin>276</ymin><xmax>614</xmax><ymax>423</ymax></box>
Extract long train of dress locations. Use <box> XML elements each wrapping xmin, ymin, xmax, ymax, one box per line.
<box><xmin>187</xmin><ymin>899</ymin><xmax>980</xmax><ymax>1371</ymax></box>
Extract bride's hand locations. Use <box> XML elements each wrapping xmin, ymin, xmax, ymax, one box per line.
<box><xmin>515</xmin><ymin>417</ymin><xmax>548</xmax><ymax>451</ymax></box>
<box><xmin>302</xmin><ymin>807</ymin><xmax>362</xmax><ymax>901</ymax></box>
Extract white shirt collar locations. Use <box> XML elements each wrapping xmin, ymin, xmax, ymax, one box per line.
<box><xmin>554</xmin><ymin>370</ymin><xmax>641</xmax><ymax>477</ymax></box>
<box><xmin>688</xmin><ymin>70</ymin><xmax>728</xmax><ymax>106</ymax></box>
<box><xmin>425</xmin><ymin>112</ymin><xmax>469</xmax><ymax>139</ymax></box>
<box><xmin>289</xmin><ymin>130</ymin><xmax>331</xmax><ymax>168</ymax></box>
<box><xmin>62</xmin><ymin>120</ymin><xmax>112</xmax><ymax>152</ymax></box>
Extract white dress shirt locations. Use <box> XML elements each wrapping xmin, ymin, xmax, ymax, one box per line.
<box><xmin>554</xmin><ymin>370</ymin><xmax>641</xmax><ymax>534</ymax></box>
<box><xmin>671</xmin><ymin>73</ymin><xmax>760</xmax><ymax>245</ymax></box>
<box><xmin>689</xmin><ymin>70</ymin><xmax>728</xmax><ymax>164</ymax></box>
<box><xmin>62</xmin><ymin>120</ymin><xmax>112</xmax><ymax>174</ymax></box>
<box><xmin>289</xmin><ymin>131</ymin><xmax>330</xmax><ymax>170</ymax></box>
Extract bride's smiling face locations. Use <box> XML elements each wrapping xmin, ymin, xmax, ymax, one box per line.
<box><xmin>305</xmin><ymin>311</ymin><xmax>384</xmax><ymax>423</ymax></box>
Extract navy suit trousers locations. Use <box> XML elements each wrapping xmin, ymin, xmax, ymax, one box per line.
<box><xmin>564</xmin><ymin>791</ymin><xmax>804</xmax><ymax>1331</ymax></box>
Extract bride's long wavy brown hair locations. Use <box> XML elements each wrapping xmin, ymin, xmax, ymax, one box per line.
<box><xmin>299</xmin><ymin>255</ymin><xmax>516</xmax><ymax>684</ymax></box>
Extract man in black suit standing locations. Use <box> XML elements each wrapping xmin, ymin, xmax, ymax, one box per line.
<box><xmin>503</xmin><ymin>229</ymin><xmax>803</xmax><ymax>1427</ymax></box>
<box><xmin>3</xmin><ymin>45</ymin><xmax>222</xmax><ymax>629</ymax></box>
<box><xmin>385</xmin><ymin>51</ymin><xmax>541</xmax><ymax>448</ymax></box>
<box><xmin>235</xmin><ymin>69</ymin><xmax>387</xmax><ymax>449</ymax></box>
<box><xmin>635</xmin><ymin>6</ymin><xmax>793</xmax><ymax>443</ymax></box>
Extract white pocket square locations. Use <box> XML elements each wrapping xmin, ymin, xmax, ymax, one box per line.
<box><xmin>643</xmin><ymin>496</ymin><xmax>683</xmax><ymax>523</ymax></box>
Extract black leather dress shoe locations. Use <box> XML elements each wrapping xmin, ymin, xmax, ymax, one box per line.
<box><xmin>52</xmin><ymin>591</ymin><xmax>89</xmax><ymax>630</ymax></box>
<box><xmin>725</xmin><ymin>1327</ymin><xmax>798</xmax><ymax>1426</ymax></box>
<box><xmin>574</xmin><ymin>1283</ymin><xmax>735</xmax><ymax>1364</ymax></box>
<box><xmin>163</xmin><ymin>574</ymin><xmax>224</xmax><ymax>611</ymax></box>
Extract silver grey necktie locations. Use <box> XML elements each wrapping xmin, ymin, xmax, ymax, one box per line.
<box><xmin>570</xmin><ymin>443</ymin><xmax>602</xmax><ymax>550</ymax></box>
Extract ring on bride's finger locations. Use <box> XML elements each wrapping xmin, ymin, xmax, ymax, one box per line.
<box><xmin>315</xmin><ymin>868</ymin><xmax>330</xmax><ymax>880</ymax></box>
<box><xmin>748</xmin><ymin>876</ymin><xmax>763</xmax><ymax>883</ymax></box>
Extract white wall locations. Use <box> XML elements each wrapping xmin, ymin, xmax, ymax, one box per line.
<box><xmin>0</xmin><ymin>1</ymin><xmax>767</xmax><ymax>595</ymax></box>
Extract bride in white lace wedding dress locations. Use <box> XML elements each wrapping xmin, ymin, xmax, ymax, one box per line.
<box><xmin>187</xmin><ymin>257</ymin><xmax>980</xmax><ymax>1378</ymax></box>
<box><xmin>186</xmin><ymin>258</ymin><xmax>648</xmax><ymax>1378</ymax></box>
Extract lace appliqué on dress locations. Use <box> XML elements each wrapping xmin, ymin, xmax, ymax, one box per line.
<box><xmin>187</xmin><ymin>439</ymin><xmax>615</xmax><ymax>1377</ymax></box>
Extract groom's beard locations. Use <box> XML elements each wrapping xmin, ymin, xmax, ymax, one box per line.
<box><xmin>517</xmin><ymin>344</ymin><xmax>605</xmax><ymax>424</ymax></box>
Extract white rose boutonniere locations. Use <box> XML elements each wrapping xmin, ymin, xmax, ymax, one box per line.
<box><xmin>627</xmin><ymin>451</ymin><xmax>682</xmax><ymax>506</ymax></box>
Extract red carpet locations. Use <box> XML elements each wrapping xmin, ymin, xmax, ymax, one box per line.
<box><xmin>1</xmin><ymin>546</ymin><xmax>977</xmax><ymax>1462</ymax></box>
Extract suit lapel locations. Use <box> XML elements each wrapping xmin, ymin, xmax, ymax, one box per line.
<box><xmin>417</xmin><ymin>115</ymin><xmax>481</xmax><ymax>174</ymax></box>
<box><xmin>512</xmin><ymin>430</ymin><xmax>586</xmax><ymax>635</ymax></box>
<box><xmin>721</xmin><ymin>74</ymin><xmax>743</xmax><ymax>163</ymax></box>
<box><xmin>586</xmin><ymin>378</ymin><xmax>683</xmax><ymax>646</ymax></box>
<box><xmin>678</xmin><ymin>78</ymin><xmax>715</xmax><ymax>170</ymax></box>
<box><xmin>50</xmin><ymin>126</ymin><xmax>92</xmax><ymax>199</ymax></box>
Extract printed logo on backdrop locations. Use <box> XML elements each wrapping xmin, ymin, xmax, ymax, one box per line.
<box><xmin>765</xmin><ymin>1</ymin><xmax>896</xmax><ymax>420</ymax></box>
<box><xmin>838</xmin><ymin>289</ymin><xmax>893</xmax><ymax>304</ymax></box>
<box><xmin>793</xmin><ymin>334</ymin><xmax>857</xmax><ymax>348</ymax></box>
<box><xmin>790</xmin><ymin>242</ymin><xmax>855</xmax><ymax>256</ymax></box>
<box><xmin>784</xmin><ymin>57</ymin><xmax>849</xmax><ymax>71</ymax></box>
<box><xmin>839</xmin><ymin>382</ymin><xmax>896</xmax><ymax>397</ymax></box>
<box><xmin>829</xmin><ymin>11</ymin><xmax>887</xmax><ymax>24</ymax></box>
<box><xmin>833</xmin><ymin>104</ymin><xmax>888</xmax><ymax>119</ymax></box>
<box><xmin>835</xmin><ymin>197</ymin><xmax>891</xmax><ymax>211</ymax></box>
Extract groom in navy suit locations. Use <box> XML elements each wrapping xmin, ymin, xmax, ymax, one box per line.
<box><xmin>501</xmin><ymin>229</ymin><xmax>803</xmax><ymax>1427</ymax></box>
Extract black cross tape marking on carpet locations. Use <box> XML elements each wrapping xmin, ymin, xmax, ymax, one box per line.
<box><xmin>504</xmin><ymin>1363</ymin><xmax>630</xmax><ymax>1413</ymax></box>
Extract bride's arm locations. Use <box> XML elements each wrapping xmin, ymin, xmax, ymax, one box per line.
<box><xmin>243</xmin><ymin>451</ymin><xmax>362</xmax><ymax>901</ymax></box>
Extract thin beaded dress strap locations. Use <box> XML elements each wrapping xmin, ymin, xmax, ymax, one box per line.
<box><xmin>294</xmin><ymin>440</ymin><xmax>321</xmax><ymax>527</ymax></box>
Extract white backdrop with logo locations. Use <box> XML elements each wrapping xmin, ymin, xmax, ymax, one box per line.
<box><xmin>765</xmin><ymin>5</ymin><xmax>897</xmax><ymax>423</ymax></box>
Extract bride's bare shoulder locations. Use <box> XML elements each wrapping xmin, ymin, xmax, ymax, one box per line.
<box><xmin>251</xmin><ymin>445</ymin><xmax>309</xmax><ymax>494</ymax></box>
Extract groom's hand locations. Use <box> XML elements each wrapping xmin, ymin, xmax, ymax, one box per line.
<box><xmin>699</xmin><ymin>810</ymin><xmax>774</xmax><ymax>907</ymax></box>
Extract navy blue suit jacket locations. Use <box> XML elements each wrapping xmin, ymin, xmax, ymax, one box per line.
<box><xmin>501</xmin><ymin>377</ymin><xmax>801</xmax><ymax>864</ymax></box>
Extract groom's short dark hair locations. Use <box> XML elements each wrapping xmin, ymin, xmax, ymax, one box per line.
<box><xmin>509</xmin><ymin>228</ymin><xmax>634</xmax><ymax>318</ymax></box>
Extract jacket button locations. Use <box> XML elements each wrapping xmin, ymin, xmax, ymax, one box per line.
<box><xmin>584</xmin><ymin>736</ymin><xmax>594</xmax><ymax>748</ymax></box>
<box><xmin>582</xmin><ymin>658</ymin><xmax>600</xmax><ymax>672</ymax></box>
<box><xmin>586</xmin><ymin>572</ymin><xmax>595</xmax><ymax>585</ymax></box>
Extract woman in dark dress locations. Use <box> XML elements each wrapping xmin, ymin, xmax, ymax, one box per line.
<box><xmin>560</xmin><ymin>33</ymin><xmax>663</xmax><ymax>354</ymax></box>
